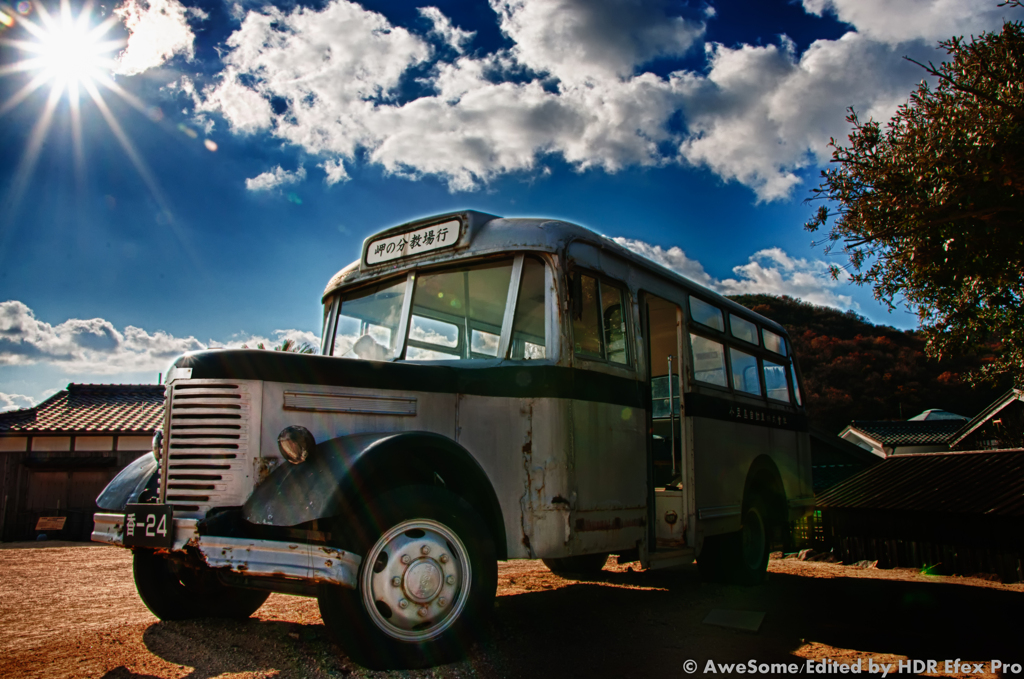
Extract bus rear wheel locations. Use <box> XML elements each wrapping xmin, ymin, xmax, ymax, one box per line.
<box><xmin>697</xmin><ymin>494</ymin><xmax>770</xmax><ymax>586</ymax></box>
<box><xmin>317</xmin><ymin>486</ymin><xmax>497</xmax><ymax>670</ymax></box>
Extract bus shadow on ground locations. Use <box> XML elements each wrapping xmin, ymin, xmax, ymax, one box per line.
<box><xmin>484</xmin><ymin>568</ymin><xmax>1024</xmax><ymax>678</ymax></box>
<box><xmin>128</xmin><ymin>568</ymin><xmax>1023</xmax><ymax>678</ymax></box>
<box><xmin>133</xmin><ymin>618</ymin><xmax>345</xmax><ymax>679</ymax></box>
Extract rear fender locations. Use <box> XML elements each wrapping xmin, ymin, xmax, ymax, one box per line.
<box><xmin>242</xmin><ymin>431</ymin><xmax>508</xmax><ymax>559</ymax></box>
<box><xmin>95</xmin><ymin>453</ymin><xmax>159</xmax><ymax>510</ymax></box>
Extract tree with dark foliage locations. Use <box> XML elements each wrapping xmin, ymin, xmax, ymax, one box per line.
<box><xmin>805</xmin><ymin>9</ymin><xmax>1024</xmax><ymax>386</ymax></box>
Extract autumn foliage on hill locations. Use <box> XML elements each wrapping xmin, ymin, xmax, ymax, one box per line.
<box><xmin>728</xmin><ymin>294</ymin><xmax>1010</xmax><ymax>434</ymax></box>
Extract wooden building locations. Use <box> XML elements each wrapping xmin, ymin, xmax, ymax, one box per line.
<box><xmin>815</xmin><ymin>449</ymin><xmax>1024</xmax><ymax>582</ymax></box>
<box><xmin>0</xmin><ymin>384</ymin><xmax>164</xmax><ymax>542</ymax></box>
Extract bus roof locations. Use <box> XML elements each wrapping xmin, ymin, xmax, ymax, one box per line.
<box><xmin>323</xmin><ymin>210</ymin><xmax>788</xmax><ymax>335</ymax></box>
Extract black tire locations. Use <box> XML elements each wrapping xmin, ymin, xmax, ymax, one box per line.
<box><xmin>697</xmin><ymin>494</ymin><xmax>770</xmax><ymax>586</ymax></box>
<box><xmin>542</xmin><ymin>553</ymin><xmax>609</xmax><ymax>574</ymax></box>
<box><xmin>133</xmin><ymin>549</ymin><xmax>269</xmax><ymax>620</ymax></box>
<box><xmin>317</xmin><ymin>486</ymin><xmax>497</xmax><ymax>670</ymax></box>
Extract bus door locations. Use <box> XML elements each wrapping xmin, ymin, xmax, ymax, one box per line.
<box><xmin>642</xmin><ymin>292</ymin><xmax>694</xmax><ymax>567</ymax></box>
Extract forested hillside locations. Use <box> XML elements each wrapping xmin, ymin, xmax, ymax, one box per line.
<box><xmin>728</xmin><ymin>295</ymin><xmax>1010</xmax><ymax>434</ymax></box>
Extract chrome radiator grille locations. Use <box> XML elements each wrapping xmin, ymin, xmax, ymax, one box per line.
<box><xmin>162</xmin><ymin>381</ymin><xmax>255</xmax><ymax>518</ymax></box>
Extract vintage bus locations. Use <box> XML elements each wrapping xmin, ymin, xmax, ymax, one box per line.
<box><xmin>93</xmin><ymin>210</ymin><xmax>814</xmax><ymax>669</ymax></box>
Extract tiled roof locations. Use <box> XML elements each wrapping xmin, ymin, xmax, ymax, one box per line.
<box><xmin>845</xmin><ymin>419</ymin><xmax>965</xmax><ymax>447</ymax></box>
<box><xmin>0</xmin><ymin>384</ymin><xmax>165</xmax><ymax>434</ymax></box>
<box><xmin>817</xmin><ymin>449</ymin><xmax>1024</xmax><ymax>517</ymax></box>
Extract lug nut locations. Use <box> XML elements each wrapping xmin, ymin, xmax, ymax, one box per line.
<box><xmin>438</xmin><ymin>597</ymin><xmax>447</xmax><ymax>608</ymax></box>
<box><xmin>418</xmin><ymin>607</ymin><xmax>429</xmax><ymax>617</ymax></box>
<box><xmin>420</xmin><ymin>545</ymin><xmax>430</xmax><ymax>555</ymax></box>
<box><xmin>439</xmin><ymin>554</ymin><xmax>449</xmax><ymax>563</ymax></box>
<box><xmin>399</xmin><ymin>599</ymin><xmax>409</xmax><ymax>609</ymax></box>
<box><xmin>446</xmin><ymin>574</ymin><xmax>455</xmax><ymax>585</ymax></box>
<box><xmin>401</xmin><ymin>554</ymin><xmax>412</xmax><ymax>565</ymax></box>
<box><xmin>391</xmin><ymin>576</ymin><xmax>401</xmax><ymax>587</ymax></box>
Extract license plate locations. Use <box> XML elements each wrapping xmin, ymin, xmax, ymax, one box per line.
<box><xmin>123</xmin><ymin>504</ymin><xmax>174</xmax><ymax>548</ymax></box>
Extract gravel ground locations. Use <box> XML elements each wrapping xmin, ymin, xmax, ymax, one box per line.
<box><xmin>1</xmin><ymin>542</ymin><xmax>1022</xmax><ymax>679</ymax></box>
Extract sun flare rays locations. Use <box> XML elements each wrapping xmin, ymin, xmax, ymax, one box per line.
<box><xmin>0</xmin><ymin>0</ymin><xmax>175</xmax><ymax>238</ymax></box>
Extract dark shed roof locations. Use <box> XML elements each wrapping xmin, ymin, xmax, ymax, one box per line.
<box><xmin>949</xmin><ymin>389</ymin><xmax>1024</xmax><ymax>448</ymax></box>
<box><xmin>0</xmin><ymin>384</ymin><xmax>165</xmax><ymax>435</ymax></box>
<box><xmin>843</xmin><ymin>419</ymin><xmax>965</xmax><ymax>447</ymax></box>
<box><xmin>816</xmin><ymin>450</ymin><xmax>1024</xmax><ymax>517</ymax></box>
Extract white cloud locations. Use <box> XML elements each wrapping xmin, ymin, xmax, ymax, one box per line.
<box><xmin>675</xmin><ymin>33</ymin><xmax>928</xmax><ymax>201</ymax></box>
<box><xmin>419</xmin><ymin>6</ymin><xmax>475</xmax><ymax>54</ymax></box>
<box><xmin>320</xmin><ymin>158</ymin><xmax>349</xmax><ymax>185</ymax></box>
<box><xmin>0</xmin><ymin>300</ymin><xmax>205</xmax><ymax>373</ymax></box>
<box><xmin>490</xmin><ymin>0</ymin><xmax>704</xmax><ymax>83</ymax></box>
<box><xmin>215</xmin><ymin>328</ymin><xmax>321</xmax><ymax>351</ymax></box>
<box><xmin>612</xmin><ymin>237</ymin><xmax>716</xmax><ymax>288</ymax></box>
<box><xmin>245</xmin><ymin>165</ymin><xmax>306</xmax><ymax>191</ymax></box>
<box><xmin>114</xmin><ymin>0</ymin><xmax>197</xmax><ymax>76</ymax></box>
<box><xmin>186</xmin><ymin>0</ymin><xmax>1008</xmax><ymax>199</ymax></box>
<box><xmin>614</xmin><ymin>239</ymin><xmax>854</xmax><ymax>310</ymax></box>
<box><xmin>0</xmin><ymin>301</ymin><xmax>320</xmax><ymax>372</ymax></box>
<box><xmin>802</xmin><ymin>0</ymin><xmax>1014</xmax><ymax>45</ymax></box>
<box><xmin>0</xmin><ymin>392</ymin><xmax>35</xmax><ymax>412</ymax></box>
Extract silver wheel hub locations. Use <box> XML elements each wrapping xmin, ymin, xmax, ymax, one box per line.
<box><xmin>361</xmin><ymin>518</ymin><xmax>470</xmax><ymax>642</ymax></box>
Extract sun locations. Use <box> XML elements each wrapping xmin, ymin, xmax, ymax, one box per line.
<box><xmin>30</xmin><ymin>5</ymin><xmax>118</xmax><ymax>86</ymax></box>
<box><xmin>0</xmin><ymin>0</ymin><xmax>178</xmax><ymax>233</ymax></box>
<box><xmin>2</xmin><ymin>0</ymin><xmax>123</xmax><ymax>95</ymax></box>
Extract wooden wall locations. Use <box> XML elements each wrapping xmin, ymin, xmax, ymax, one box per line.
<box><xmin>0</xmin><ymin>435</ymin><xmax>150</xmax><ymax>542</ymax></box>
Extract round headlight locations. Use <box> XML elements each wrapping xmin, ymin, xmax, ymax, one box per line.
<box><xmin>277</xmin><ymin>425</ymin><xmax>316</xmax><ymax>464</ymax></box>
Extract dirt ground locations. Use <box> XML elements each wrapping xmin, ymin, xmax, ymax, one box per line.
<box><xmin>1</xmin><ymin>542</ymin><xmax>1022</xmax><ymax>679</ymax></box>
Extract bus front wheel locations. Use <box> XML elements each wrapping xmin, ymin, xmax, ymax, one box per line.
<box><xmin>317</xmin><ymin>486</ymin><xmax>497</xmax><ymax>670</ymax></box>
<box><xmin>133</xmin><ymin>550</ymin><xmax>269</xmax><ymax>620</ymax></box>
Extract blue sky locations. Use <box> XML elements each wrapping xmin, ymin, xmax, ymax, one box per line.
<box><xmin>0</xmin><ymin>0</ymin><xmax>1015</xmax><ymax>409</ymax></box>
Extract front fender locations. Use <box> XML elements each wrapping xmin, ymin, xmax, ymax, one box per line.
<box><xmin>96</xmin><ymin>453</ymin><xmax>159</xmax><ymax>510</ymax></box>
<box><xmin>241</xmin><ymin>431</ymin><xmax>507</xmax><ymax>557</ymax></box>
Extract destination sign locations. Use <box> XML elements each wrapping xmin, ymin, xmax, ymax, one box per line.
<box><xmin>365</xmin><ymin>219</ymin><xmax>459</xmax><ymax>265</ymax></box>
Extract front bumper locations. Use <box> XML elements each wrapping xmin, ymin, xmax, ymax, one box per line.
<box><xmin>92</xmin><ymin>512</ymin><xmax>362</xmax><ymax>589</ymax></box>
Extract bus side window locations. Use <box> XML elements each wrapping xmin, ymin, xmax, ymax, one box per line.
<box><xmin>572</xmin><ymin>274</ymin><xmax>604</xmax><ymax>359</ymax></box>
<box><xmin>730</xmin><ymin>314</ymin><xmax>758</xmax><ymax>345</ymax></box>
<box><xmin>730</xmin><ymin>348</ymin><xmax>761</xmax><ymax>395</ymax></box>
<box><xmin>510</xmin><ymin>257</ymin><xmax>547</xmax><ymax>359</ymax></box>
<box><xmin>763</xmin><ymin>359</ymin><xmax>790</xmax><ymax>401</ymax></box>
<box><xmin>690</xmin><ymin>334</ymin><xmax>727</xmax><ymax>386</ymax></box>
<box><xmin>572</xmin><ymin>273</ymin><xmax>630</xmax><ymax>365</ymax></box>
<box><xmin>602</xmin><ymin>285</ymin><xmax>628</xmax><ymax>365</ymax></box>
<box><xmin>689</xmin><ymin>296</ymin><xmax>724</xmax><ymax>331</ymax></box>
<box><xmin>762</xmin><ymin>328</ymin><xmax>787</xmax><ymax>355</ymax></box>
